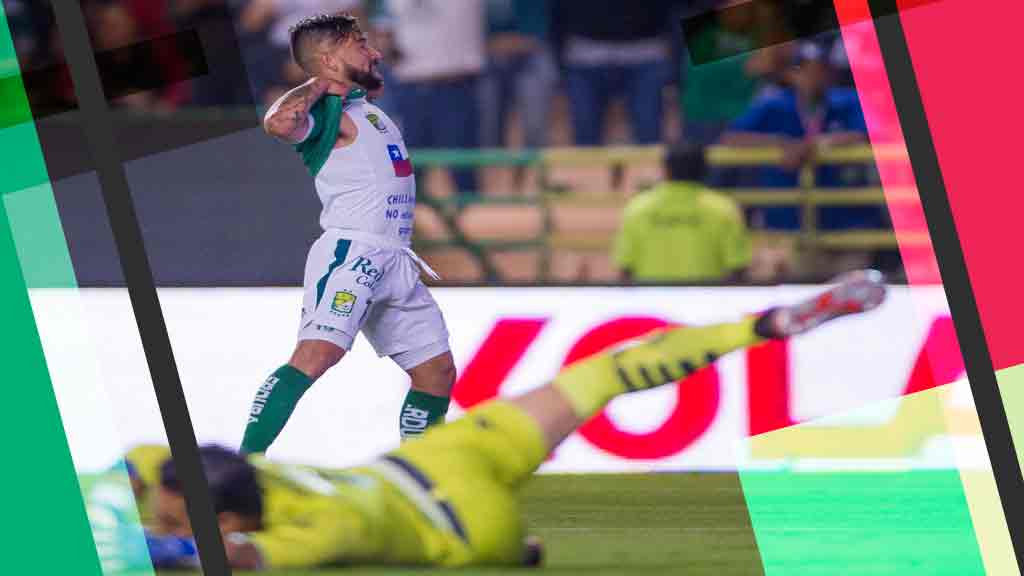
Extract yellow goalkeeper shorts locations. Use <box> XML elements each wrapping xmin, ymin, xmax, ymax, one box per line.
<box><xmin>376</xmin><ymin>400</ymin><xmax>548</xmax><ymax>567</ymax></box>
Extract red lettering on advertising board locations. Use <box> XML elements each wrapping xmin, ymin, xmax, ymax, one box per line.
<box><xmin>747</xmin><ymin>339</ymin><xmax>797</xmax><ymax>436</ymax></box>
<box><xmin>452</xmin><ymin>318</ymin><xmax>548</xmax><ymax>408</ymax></box>
<box><xmin>561</xmin><ymin>317</ymin><xmax>721</xmax><ymax>459</ymax></box>
<box><xmin>453</xmin><ymin>314</ymin><xmax>964</xmax><ymax>460</ymax></box>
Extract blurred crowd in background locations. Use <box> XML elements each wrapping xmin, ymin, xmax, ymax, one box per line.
<box><xmin>7</xmin><ymin>0</ymin><xmax>850</xmax><ymax>145</ymax></box>
<box><xmin>4</xmin><ymin>0</ymin><xmax>901</xmax><ymax>284</ymax></box>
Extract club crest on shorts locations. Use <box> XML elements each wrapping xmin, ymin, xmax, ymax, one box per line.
<box><xmin>331</xmin><ymin>291</ymin><xmax>357</xmax><ymax>317</ymax></box>
<box><xmin>366</xmin><ymin>113</ymin><xmax>388</xmax><ymax>133</ymax></box>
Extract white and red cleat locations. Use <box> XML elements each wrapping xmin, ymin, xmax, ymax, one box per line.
<box><xmin>768</xmin><ymin>269</ymin><xmax>888</xmax><ymax>338</ymax></box>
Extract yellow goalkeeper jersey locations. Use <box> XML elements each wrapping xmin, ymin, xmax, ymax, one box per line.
<box><xmin>247</xmin><ymin>456</ymin><xmax>457</xmax><ymax>569</ymax></box>
<box><xmin>123</xmin><ymin>446</ymin><xmax>463</xmax><ymax>568</ymax></box>
<box><xmin>125</xmin><ymin>444</ymin><xmax>171</xmax><ymax>527</ymax></box>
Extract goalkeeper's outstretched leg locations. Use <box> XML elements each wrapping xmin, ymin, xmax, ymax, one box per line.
<box><xmin>389</xmin><ymin>270</ymin><xmax>887</xmax><ymax>566</ymax></box>
<box><xmin>525</xmin><ymin>269</ymin><xmax>886</xmax><ymax>451</ymax></box>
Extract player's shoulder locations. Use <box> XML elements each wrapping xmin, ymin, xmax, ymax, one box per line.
<box><xmin>307</xmin><ymin>94</ymin><xmax>333</xmax><ymax>121</ymax></box>
<box><xmin>623</xmin><ymin>186</ymin><xmax>665</xmax><ymax>217</ymax></box>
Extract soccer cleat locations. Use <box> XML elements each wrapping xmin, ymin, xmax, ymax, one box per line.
<box><xmin>522</xmin><ymin>536</ymin><xmax>544</xmax><ymax>568</ymax></box>
<box><xmin>767</xmin><ymin>269</ymin><xmax>887</xmax><ymax>338</ymax></box>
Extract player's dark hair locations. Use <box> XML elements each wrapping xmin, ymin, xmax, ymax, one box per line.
<box><xmin>665</xmin><ymin>143</ymin><xmax>708</xmax><ymax>183</ymax></box>
<box><xmin>160</xmin><ymin>445</ymin><xmax>264</xmax><ymax>520</ymax></box>
<box><xmin>289</xmin><ymin>12</ymin><xmax>362</xmax><ymax>73</ymax></box>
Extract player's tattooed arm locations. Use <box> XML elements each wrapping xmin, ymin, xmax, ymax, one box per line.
<box><xmin>263</xmin><ymin>77</ymin><xmax>331</xmax><ymax>144</ymax></box>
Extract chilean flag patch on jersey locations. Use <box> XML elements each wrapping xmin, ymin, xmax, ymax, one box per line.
<box><xmin>387</xmin><ymin>144</ymin><xmax>413</xmax><ymax>177</ymax></box>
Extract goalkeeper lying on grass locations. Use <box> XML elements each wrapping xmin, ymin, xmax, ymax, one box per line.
<box><xmin>139</xmin><ymin>271</ymin><xmax>886</xmax><ymax>570</ymax></box>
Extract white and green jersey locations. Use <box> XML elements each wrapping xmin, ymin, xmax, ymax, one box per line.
<box><xmin>300</xmin><ymin>95</ymin><xmax>417</xmax><ymax>245</ymax></box>
<box><xmin>293</xmin><ymin>94</ymin><xmax>447</xmax><ymax>363</ymax></box>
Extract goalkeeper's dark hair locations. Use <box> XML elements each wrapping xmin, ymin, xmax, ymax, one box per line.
<box><xmin>289</xmin><ymin>12</ymin><xmax>362</xmax><ymax>73</ymax></box>
<box><xmin>665</xmin><ymin>143</ymin><xmax>708</xmax><ymax>183</ymax></box>
<box><xmin>160</xmin><ymin>445</ymin><xmax>263</xmax><ymax>520</ymax></box>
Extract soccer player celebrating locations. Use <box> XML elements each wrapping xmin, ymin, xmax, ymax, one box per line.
<box><xmin>155</xmin><ymin>271</ymin><xmax>887</xmax><ymax>570</ymax></box>
<box><xmin>243</xmin><ymin>13</ymin><xmax>455</xmax><ymax>453</ymax></box>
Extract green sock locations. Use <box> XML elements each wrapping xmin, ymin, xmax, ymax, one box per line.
<box><xmin>399</xmin><ymin>390</ymin><xmax>450</xmax><ymax>439</ymax></box>
<box><xmin>241</xmin><ymin>365</ymin><xmax>313</xmax><ymax>453</ymax></box>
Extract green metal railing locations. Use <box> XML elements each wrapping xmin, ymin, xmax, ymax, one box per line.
<box><xmin>410</xmin><ymin>144</ymin><xmax>913</xmax><ymax>281</ymax></box>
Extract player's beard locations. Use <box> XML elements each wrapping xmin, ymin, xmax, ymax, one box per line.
<box><xmin>346</xmin><ymin>62</ymin><xmax>384</xmax><ymax>92</ymax></box>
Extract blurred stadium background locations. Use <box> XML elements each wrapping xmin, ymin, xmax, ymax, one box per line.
<box><xmin>4</xmin><ymin>0</ymin><xmax>1003</xmax><ymax>574</ymax></box>
<box><xmin>7</xmin><ymin>0</ymin><xmax>916</xmax><ymax>286</ymax></box>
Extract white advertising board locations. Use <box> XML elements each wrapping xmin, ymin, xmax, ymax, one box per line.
<box><xmin>30</xmin><ymin>286</ymin><xmax>977</xmax><ymax>473</ymax></box>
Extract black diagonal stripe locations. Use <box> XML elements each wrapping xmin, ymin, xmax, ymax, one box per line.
<box><xmin>49</xmin><ymin>4</ymin><xmax>231</xmax><ymax>575</ymax></box>
<box><xmin>437</xmin><ymin>500</ymin><xmax>469</xmax><ymax>543</ymax></box>
<box><xmin>610</xmin><ymin>352</ymin><xmax>634</xmax><ymax>391</ymax></box>
<box><xmin>681</xmin><ymin>360</ymin><xmax>697</xmax><ymax>376</ymax></box>
<box><xmin>705</xmin><ymin>352</ymin><xmax>719</xmax><ymax>365</ymax></box>
<box><xmin>383</xmin><ymin>455</ymin><xmax>434</xmax><ymax>489</ymax></box>
<box><xmin>617</xmin><ymin>367</ymin><xmax>638</xmax><ymax>392</ymax></box>
<box><xmin>383</xmin><ymin>456</ymin><xmax>469</xmax><ymax>542</ymax></box>
<box><xmin>20</xmin><ymin>3</ymin><xmax>258</xmax><ymax>183</ymax></box>
<box><xmin>659</xmin><ymin>363</ymin><xmax>677</xmax><ymax>384</ymax></box>
<box><xmin>638</xmin><ymin>366</ymin><xmax>659</xmax><ymax>389</ymax></box>
<box><xmin>868</xmin><ymin>0</ymin><xmax>1024</xmax><ymax>567</ymax></box>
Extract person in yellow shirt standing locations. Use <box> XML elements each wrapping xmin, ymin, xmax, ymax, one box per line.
<box><xmin>614</xmin><ymin>144</ymin><xmax>752</xmax><ymax>282</ymax></box>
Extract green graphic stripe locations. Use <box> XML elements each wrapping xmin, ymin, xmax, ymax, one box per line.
<box><xmin>0</xmin><ymin>201</ymin><xmax>103</xmax><ymax>574</ymax></box>
<box><xmin>315</xmin><ymin>239</ymin><xmax>352</xmax><ymax>308</ymax></box>
<box><xmin>741</xmin><ymin>470</ymin><xmax>983</xmax><ymax>575</ymax></box>
<box><xmin>0</xmin><ymin>6</ymin><xmax>151</xmax><ymax>574</ymax></box>
<box><xmin>0</xmin><ymin>70</ymin><xmax>31</xmax><ymax>128</ymax></box>
<box><xmin>996</xmin><ymin>364</ymin><xmax>1024</xmax><ymax>470</ymax></box>
<box><xmin>5</xmin><ymin>184</ymin><xmax>77</xmax><ymax>288</ymax></box>
<box><xmin>0</xmin><ymin>115</ymin><xmax>49</xmax><ymax>197</ymax></box>
<box><xmin>739</xmin><ymin>388</ymin><xmax>985</xmax><ymax>574</ymax></box>
<box><xmin>0</xmin><ymin>35</ymin><xmax>44</xmax><ymax>195</ymax></box>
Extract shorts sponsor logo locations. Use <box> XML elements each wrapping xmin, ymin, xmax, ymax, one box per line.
<box><xmin>350</xmin><ymin>256</ymin><xmax>384</xmax><ymax>289</ymax></box>
<box><xmin>248</xmin><ymin>376</ymin><xmax>280</xmax><ymax>424</ymax></box>
<box><xmin>331</xmin><ymin>291</ymin><xmax>357</xmax><ymax>316</ymax></box>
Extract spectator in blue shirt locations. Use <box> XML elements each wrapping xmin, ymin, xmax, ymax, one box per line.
<box><xmin>719</xmin><ymin>40</ymin><xmax>881</xmax><ymax>230</ymax></box>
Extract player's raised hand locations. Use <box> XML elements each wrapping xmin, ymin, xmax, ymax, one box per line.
<box><xmin>263</xmin><ymin>77</ymin><xmax>332</xmax><ymax>144</ymax></box>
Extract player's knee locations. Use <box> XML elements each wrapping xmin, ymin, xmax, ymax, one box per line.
<box><xmin>409</xmin><ymin>352</ymin><xmax>456</xmax><ymax>396</ymax></box>
<box><xmin>289</xmin><ymin>340</ymin><xmax>346</xmax><ymax>380</ymax></box>
<box><xmin>438</xmin><ymin>354</ymin><xmax>457</xmax><ymax>389</ymax></box>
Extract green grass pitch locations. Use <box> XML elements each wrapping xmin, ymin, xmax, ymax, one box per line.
<box><xmin>238</xmin><ymin>473</ymin><xmax>760</xmax><ymax>576</ymax></box>
<box><xmin>217</xmin><ymin>469</ymin><xmax>982</xmax><ymax>576</ymax></box>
